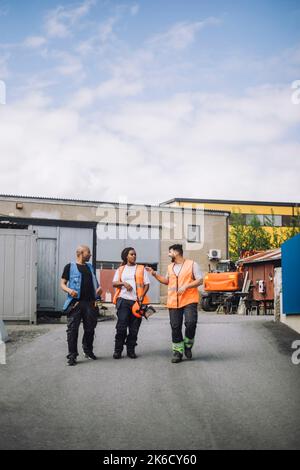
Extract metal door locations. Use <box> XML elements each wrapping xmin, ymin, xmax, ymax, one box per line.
<box><xmin>37</xmin><ymin>238</ymin><xmax>57</xmax><ymax>309</ymax></box>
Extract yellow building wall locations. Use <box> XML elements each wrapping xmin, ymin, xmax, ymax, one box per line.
<box><xmin>176</xmin><ymin>201</ymin><xmax>294</xmax><ymax>216</ymax></box>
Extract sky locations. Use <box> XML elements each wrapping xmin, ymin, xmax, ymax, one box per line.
<box><xmin>0</xmin><ymin>0</ymin><xmax>299</xmax><ymax>205</ymax></box>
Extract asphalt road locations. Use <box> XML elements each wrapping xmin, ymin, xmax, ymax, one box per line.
<box><xmin>1</xmin><ymin>312</ymin><xmax>300</xmax><ymax>450</ymax></box>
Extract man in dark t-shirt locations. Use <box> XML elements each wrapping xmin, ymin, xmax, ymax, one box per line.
<box><xmin>62</xmin><ymin>263</ymin><xmax>96</xmax><ymax>302</ymax></box>
<box><xmin>61</xmin><ymin>245</ymin><xmax>102</xmax><ymax>366</ymax></box>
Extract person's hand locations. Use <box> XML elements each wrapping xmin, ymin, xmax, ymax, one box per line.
<box><xmin>138</xmin><ymin>296</ymin><xmax>144</xmax><ymax>305</ymax></box>
<box><xmin>177</xmin><ymin>285</ymin><xmax>188</xmax><ymax>295</ymax></box>
<box><xmin>145</xmin><ymin>267</ymin><xmax>155</xmax><ymax>276</ymax></box>
<box><xmin>69</xmin><ymin>289</ymin><xmax>78</xmax><ymax>298</ymax></box>
<box><xmin>96</xmin><ymin>287</ymin><xmax>102</xmax><ymax>297</ymax></box>
<box><xmin>123</xmin><ymin>282</ymin><xmax>133</xmax><ymax>292</ymax></box>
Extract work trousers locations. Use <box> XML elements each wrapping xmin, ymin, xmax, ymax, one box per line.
<box><xmin>115</xmin><ymin>298</ymin><xmax>142</xmax><ymax>352</ymax></box>
<box><xmin>66</xmin><ymin>300</ymin><xmax>98</xmax><ymax>359</ymax></box>
<box><xmin>169</xmin><ymin>302</ymin><xmax>198</xmax><ymax>344</ymax></box>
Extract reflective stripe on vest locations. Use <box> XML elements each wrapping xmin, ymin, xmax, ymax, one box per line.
<box><xmin>167</xmin><ymin>259</ymin><xmax>199</xmax><ymax>309</ymax></box>
<box><xmin>113</xmin><ymin>264</ymin><xmax>150</xmax><ymax>305</ymax></box>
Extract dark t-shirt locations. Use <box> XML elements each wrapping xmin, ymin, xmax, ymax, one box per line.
<box><xmin>61</xmin><ymin>263</ymin><xmax>96</xmax><ymax>301</ymax></box>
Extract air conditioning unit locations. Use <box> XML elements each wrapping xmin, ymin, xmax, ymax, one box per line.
<box><xmin>208</xmin><ymin>249</ymin><xmax>221</xmax><ymax>260</ymax></box>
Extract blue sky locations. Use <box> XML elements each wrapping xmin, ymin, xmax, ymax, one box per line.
<box><xmin>0</xmin><ymin>0</ymin><xmax>299</xmax><ymax>203</ymax></box>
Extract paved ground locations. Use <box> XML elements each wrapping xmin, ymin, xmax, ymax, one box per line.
<box><xmin>1</xmin><ymin>312</ymin><xmax>300</xmax><ymax>450</ymax></box>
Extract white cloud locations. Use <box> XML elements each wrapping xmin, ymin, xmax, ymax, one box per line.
<box><xmin>70</xmin><ymin>78</ymin><xmax>143</xmax><ymax>108</ymax></box>
<box><xmin>23</xmin><ymin>36</ymin><xmax>47</xmax><ymax>48</ymax></box>
<box><xmin>0</xmin><ymin>52</ymin><xmax>10</xmax><ymax>79</ymax></box>
<box><xmin>1</xmin><ymin>8</ymin><xmax>299</xmax><ymax>205</ymax></box>
<box><xmin>99</xmin><ymin>16</ymin><xmax>118</xmax><ymax>43</ymax></box>
<box><xmin>45</xmin><ymin>7</ymin><xmax>70</xmax><ymax>38</ymax></box>
<box><xmin>75</xmin><ymin>15</ymin><xmax>119</xmax><ymax>55</ymax></box>
<box><xmin>1</xmin><ymin>85</ymin><xmax>299</xmax><ymax>204</ymax></box>
<box><xmin>130</xmin><ymin>4</ymin><xmax>140</xmax><ymax>16</ymax></box>
<box><xmin>49</xmin><ymin>50</ymin><xmax>85</xmax><ymax>78</ymax></box>
<box><xmin>57</xmin><ymin>55</ymin><xmax>84</xmax><ymax>77</ymax></box>
<box><xmin>44</xmin><ymin>0</ymin><xmax>96</xmax><ymax>38</ymax></box>
<box><xmin>148</xmin><ymin>17</ymin><xmax>220</xmax><ymax>51</ymax></box>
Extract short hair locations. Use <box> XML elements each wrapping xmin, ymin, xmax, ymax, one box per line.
<box><xmin>169</xmin><ymin>244</ymin><xmax>183</xmax><ymax>256</ymax></box>
<box><xmin>121</xmin><ymin>247</ymin><xmax>136</xmax><ymax>265</ymax></box>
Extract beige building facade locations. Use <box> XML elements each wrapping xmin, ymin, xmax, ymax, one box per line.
<box><xmin>0</xmin><ymin>195</ymin><xmax>229</xmax><ymax>304</ymax></box>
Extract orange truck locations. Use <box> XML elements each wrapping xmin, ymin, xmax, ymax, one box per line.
<box><xmin>201</xmin><ymin>260</ymin><xmax>244</xmax><ymax>311</ymax></box>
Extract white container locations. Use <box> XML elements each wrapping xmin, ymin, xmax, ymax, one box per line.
<box><xmin>0</xmin><ymin>229</ymin><xmax>37</xmax><ymax>323</ymax></box>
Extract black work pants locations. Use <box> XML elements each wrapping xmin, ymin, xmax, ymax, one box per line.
<box><xmin>66</xmin><ymin>300</ymin><xmax>98</xmax><ymax>359</ymax></box>
<box><xmin>115</xmin><ymin>298</ymin><xmax>142</xmax><ymax>352</ymax></box>
<box><xmin>169</xmin><ymin>302</ymin><xmax>198</xmax><ymax>344</ymax></box>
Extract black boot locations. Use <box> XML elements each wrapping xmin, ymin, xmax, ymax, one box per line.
<box><xmin>184</xmin><ymin>346</ymin><xmax>193</xmax><ymax>360</ymax></box>
<box><xmin>171</xmin><ymin>351</ymin><xmax>183</xmax><ymax>363</ymax></box>
<box><xmin>67</xmin><ymin>357</ymin><xmax>77</xmax><ymax>366</ymax></box>
<box><xmin>113</xmin><ymin>350</ymin><xmax>122</xmax><ymax>359</ymax></box>
<box><xmin>127</xmin><ymin>349</ymin><xmax>137</xmax><ymax>359</ymax></box>
<box><xmin>84</xmin><ymin>352</ymin><xmax>97</xmax><ymax>360</ymax></box>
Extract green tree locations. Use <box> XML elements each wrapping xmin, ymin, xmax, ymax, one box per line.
<box><xmin>287</xmin><ymin>209</ymin><xmax>300</xmax><ymax>239</ymax></box>
<box><xmin>229</xmin><ymin>209</ymin><xmax>300</xmax><ymax>262</ymax></box>
<box><xmin>264</xmin><ymin>209</ymin><xmax>300</xmax><ymax>247</ymax></box>
<box><xmin>264</xmin><ymin>210</ymin><xmax>285</xmax><ymax>248</ymax></box>
<box><xmin>229</xmin><ymin>211</ymin><xmax>271</xmax><ymax>262</ymax></box>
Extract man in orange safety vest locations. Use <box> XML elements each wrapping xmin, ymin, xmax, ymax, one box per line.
<box><xmin>146</xmin><ymin>244</ymin><xmax>203</xmax><ymax>363</ymax></box>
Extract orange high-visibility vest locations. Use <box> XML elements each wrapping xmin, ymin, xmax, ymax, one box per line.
<box><xmin>113</xmin><ymin>264</ymin><xmax>150</xmax><ymax>305</ymax></box>
<box><xmin>167</xmin><ymin>259</ymin><xmax>199</xmax><ymax>309</ymax></box>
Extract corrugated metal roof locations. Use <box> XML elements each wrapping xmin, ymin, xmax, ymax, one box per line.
<box><xmin>160</xmin><ymin>197</ymin><xmax>300</xmax><ymax>207</ymax></box>
<box><xmin>238</xmin><ymin>248</ymin><xmax>281</xmax><ymax>264</ymax></box>
<box><xmin>0</xmin><ymin>194</ymin><xmax>230</xmax><ymax>215</ymax></box>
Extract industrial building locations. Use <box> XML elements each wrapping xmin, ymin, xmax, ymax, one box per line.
<box><xmin>0</xmin><ymin>194</ymin><xmax>230</xmax><ymax>317</ymax></box>
<box><xmin>160</xmin><ymin>198</ymin><xmax>300</xmax><ymax>236</ymax></box>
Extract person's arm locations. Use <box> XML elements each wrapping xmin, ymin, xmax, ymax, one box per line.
<box><xmin>60</xmin><ymin>278</ymin><xmax>78</xmax><ymax>298</ymax></box>
<box><xmin>138</xmin><ymin>283</ymin><xmax>150</xmax><ymax>304</ymax></box>
<box><xmin>177</xmin><ymin>278</ymin><xmax>202</xmax><ymax>294</ymax></box>
<box><xmin>112</xmin><ymin>269</ymin><xmax>133</xmax><ymax>291</ymax></box>
<box><xmin>145</xmin><ymin>267</ymin><xmax>169</xmax><ymax>285</ymax></box>
<box><xmin>96</xmin><ymin>286</ymin><xmax>103</xmax><ymax>297</ymax></box>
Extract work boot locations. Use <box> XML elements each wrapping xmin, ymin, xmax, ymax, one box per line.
<box><xmin>184</xmin><ymin>346</ymin><xmax>193</xmax><ymax>360</ymax></box>
<box><xmin>184</xmin><ymin>337</ymin><xmax>194</xmax><ymax>360</ymax></box>
<box><xmin>84</xmin><ymin>352</ymin><xmax>97</xmax><ymax>360</ymax></box>
<box><xmin>67</xmin><ymin>357</ymin><xmax>77</xmax><ymax>366</ymax></box>
<box><xmin>127</xmin><ymin>350</ymin><xmax>137</xmax><ymax>359</ymax></box>
<box><xmin>113</xmin><ymin>350</ymin><xmax>122</xmax><ymax>359</ymax></box>
<box><xmin>171</xmin><ymin>351</ymin><xmax>183</xmax><ymax>363</ymax></box>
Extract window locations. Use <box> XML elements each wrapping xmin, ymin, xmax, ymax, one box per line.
<box><xmin>187</xmin><ymin>225</ymin><xmax>201</xmax><ymax>243</ymax></box>
<box><xmin>229</xmin><ymin>213</ymin><xmax>246</xmax><ymax>224</ymax></box>
<box><xmin>263</xmin><ymin>215</ymin><xmax>282</xmax><ymax>227</ymax></box>
<box><xmin>246</xmin><ymin>214</ymin><xmax>264</xmax><ymax>225</ymax></box>
<box><xmin>245</xmin><ymin>214</ymin><xmax>282</xmax><ymax>227</ymax></box>
<box><xmin>96</xmin><ymin>261</ymin><xmax>120</xmax><ymax>270</ymax></box>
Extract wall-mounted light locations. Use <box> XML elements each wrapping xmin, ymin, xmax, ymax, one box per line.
<box><xmin>16</xmin><ymin>202</ymin><xmax>23</xmax><ymax>210</ymax></box>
